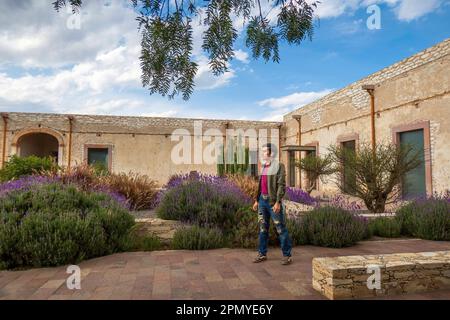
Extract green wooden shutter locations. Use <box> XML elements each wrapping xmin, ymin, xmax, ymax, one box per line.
<box><xmin>400</xmin><ymin>129</ymin><xmax>426</xmax><ymax>198</ymax></box>
<box><xmin>87</xmin><ymin>148</ymin><xmax>108</xmax><ymax>167</ymax></box>
<box><xmin>342</xmin><ymin>140</ymin><xmax>356</xmax><ymax>194</ymax></box>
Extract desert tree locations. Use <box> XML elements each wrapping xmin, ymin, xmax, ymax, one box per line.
<box><xmin>52</xmin><ymin>0</ymin><xmax>319</xmax><ymax>100</ymax></box>
<box><xmin>328</xmin><ymin>142</ymin><xmax>422</xmax><ymax>213</ymax></box>
<box><xmin>295</xmin><ymin>153</ymin><xmax>336</xmax><ymax>194</ymax></box>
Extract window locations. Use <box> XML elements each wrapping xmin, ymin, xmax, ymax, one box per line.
<box><xmin>399</xmin><ymin>129</ymin><xmax>426</xmax><ymax>198</ymax></box>
<box><xmin>342</xmin><ymin>140</ymin><xmax>356</xmax><ymax>194</ymax></box>
<box><xmin>85</xmin><ymin>145</ymin><xmax>111</xmax><ymax>171</ymax></box>
<box><xmin>392</xmin><ymin>121</ymin><xmax>432</xmax><ymax>198</ymax></box>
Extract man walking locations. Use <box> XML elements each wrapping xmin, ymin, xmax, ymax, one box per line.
<box><xmin>252</xmin><ymin>143</ymin><xmax>292</xmax><ymax>265</ymax></box>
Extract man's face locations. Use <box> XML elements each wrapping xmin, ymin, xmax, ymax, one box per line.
<box><xmin>262</xmin><ymin>147</ymin><xmax>271</xmax><ymax>162</ymax></box>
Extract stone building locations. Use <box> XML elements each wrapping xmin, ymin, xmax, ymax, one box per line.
<box><xmin>1</xmin><ymin>38</ymin><xmax>449</xmax><ymax>196</ymax></box>
<box><xmin>0</xmin><ymin>112</ymin><xmax>281</xmax><ymax>184</ymax></box>
<box><xmin>282</xmin><ymin>38</ymin><xmax>450</xmax><ymax>198</ymax></box>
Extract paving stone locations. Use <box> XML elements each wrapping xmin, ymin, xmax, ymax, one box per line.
<box><xmin>0</xmin><ymin>239</ymin><xmax>449</xmax><ymax>300</ymax></box>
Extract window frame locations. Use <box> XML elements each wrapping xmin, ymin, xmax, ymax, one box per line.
<box><xmin>336</xmin><ymin>133</ymin><xmax>359</xmax><ymax>195</ymax></box>
<box><xmin>392</xmin><ymin>121</ymin><xmax>432</xmax><ymax>197</ymax></box>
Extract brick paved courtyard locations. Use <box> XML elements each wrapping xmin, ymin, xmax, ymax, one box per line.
<box><xmin>0</xmin><ymin>239</ymin><xmax>449</xmax><ymax>300</ymax></box>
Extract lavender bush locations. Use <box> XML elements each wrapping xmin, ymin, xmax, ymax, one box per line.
<box><xmin>0</xmin><ymin>175</ymin><xmax>60</xmax><ymax>198</ymax></box>
<box><xmin>0</xmin><ymin>183</ymin><xmax>135</xmax><ymax>269</ymax></box>
<box><xmin>298</xmin><ymin>206</ymin><xmax>369</xmax><ymax>248</ymax></box>
<box><xmin>396</xmin><ymin>195</ymin><xmax>450</xmax><ymax>241</ymax></box>
<box><xmin>285</xmin><ymin>187</ymin><xmax>317</xmax><ymax>205</ymax></box>
<box><xmin>0</xmin><ymin>175</ymin><xmax>131</xmax><ymax>210</ymax></box>
<box><xmin>156</xmin><ymin>178</ymin><xmax>251</xmax><ymax>230</ymax></box>
<box><xmin>165</xmin><ymin>171</ymin><xmax>226</xmax><ymax>190</ymax></box>
<box><xmin>153</xmin><ymin>172</ymin><xmax>219</xmax><ymax>208</ymax></box>
<box><xmin>326</xmin><ymin>194</ymin><xmax>362</xmax><ymax>212</ymax></box>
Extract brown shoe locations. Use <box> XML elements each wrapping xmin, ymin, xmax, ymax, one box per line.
<box><xmin>253</xmin><ymin>253</ymin><xmax>267</xmax><ymax>263</ymax></box>
<box><xmin>281</xmin><ymin>256</ymin><xmax>292</xmax><ymax>265</ymax></box>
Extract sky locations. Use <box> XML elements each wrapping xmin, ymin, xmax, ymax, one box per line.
<box><xmin>0</xmin><ymin>0</ymin><xmax>449</xmax><ymax>121</ymax></box>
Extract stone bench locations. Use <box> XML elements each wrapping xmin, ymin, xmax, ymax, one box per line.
<box><xmin>312</xmin><ymin>251</ymin><xmax>450</xmax><ymax>299</ymax></box>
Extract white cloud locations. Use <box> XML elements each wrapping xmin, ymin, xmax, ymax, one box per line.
<box><xmin>362</xmin><ymin>0</ymin><xmax>443</xmax><ymax>21</ymax></box>
<box><xmin>395</xmin><ymin>0</ymin><xmax>442</xmax><ymax>21</ymax></box>
<box><xmin>0</xmin><ymin>1</ymin><xmax>140</xmax><ymax>69</ymax></box>
<box><xmin>259</xmin><ymin>89</ymin><xmax>333</xmax><ymax>109</ymax></box>
<box><xmin>258</xmin><ymin>89</ymin><xmax>333</xmax><ymax>121</ymax></box>
<box><xmin>194</xmin><ymin>56</ymin><xmax>235</xmax><ymax>90</ymax></box>
<box><xmin>234</xmin><ymin>49</ymin><xmax>250</xmax><ymax>64</ymax></box>
<box><xmin>0</xmin><ymin>0</ymin><xmax>237</xmax><ymax>118</ymax></box>
<box><xmin>309</xmin><ymin>0</ymin><xmax>443</xmax><ymax>20</ymax></box>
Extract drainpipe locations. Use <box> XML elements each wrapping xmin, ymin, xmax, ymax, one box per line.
<box><xmin>223</xmin><ymin>122</ymin><xmax>229</xmax><ymax>174</ymax></box>
<box><xmin>1</xmin><ymin>113</ymin><xmax>8</xmax><ymax>169</ymax></box>
<box><xmin>362</xmin><ymin>85</ymin><xmax>376</xmax><ymax>155</ymax></box>
<box><xmin>278</xmin><ymin>123</ymin><xmax>282</xmax><ymax>162</ymax></box>
<box><xmin>292</xmin><ymin>114</ymin><xmax>302</xmax><ymax>189</ymax></box>
<box><xmin>67</xmin><ymin>115</ymin><xmax>74</xmax><ymax>170</ymax></box>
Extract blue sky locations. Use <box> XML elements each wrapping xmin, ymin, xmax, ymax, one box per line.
<box><xmin>0</xmin><ymin>0</ymin><xmax>449</xmax><ymax>121</ymax></box>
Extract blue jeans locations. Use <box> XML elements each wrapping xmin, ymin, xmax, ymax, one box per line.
<box><xmin>258</xmin><ymin>197</ymin><xmax>292</xmax><ymax>257</ymax></box>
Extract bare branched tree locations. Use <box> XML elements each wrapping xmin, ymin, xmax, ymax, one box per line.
<box><xmin>328</xmin><ymin>142</ymin><xmax>422</xmax><ymax>213</ymax></box>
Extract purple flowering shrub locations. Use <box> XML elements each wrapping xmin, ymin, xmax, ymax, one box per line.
<box><xmin>0</xmin><ymin>182</ymin><xmax>135</xmax><ymax>269</ymax></box>
<box><xmin>156</xmin><ymin>177</ymin><xmax>251</xmax><ymax>230</ymax></box>
<box><xmin>298</xmin><ymin>206</ymin><xmax>369</xmax><ymax>248</ymax></box>
<box><xmin>154</xmin><ymin>172</ymin><xmax>224</xmax><ymax>208</ymax></box>
<box><xmin>0</xmin><ymin>175</ymin><xmax>131</xmax><ymax>210</ymax></box>
<box><xmin>0</xmin><ymin>175</ymin><xmax>60</xmax><ymax>197</ymax></box>
<box><xmin>1</xmin><ymin>162</ymin><xmax>160</xmax><ymax>211</ymax></box>
<box><xmin>165</xmin><ymin>171</ymin><xmax>224</xmax><ymax>189</ymax></box>
<box><xmin>396</xmin><ymin>194</ymin><xmax>450</xmax><ymax>241</ymax></box>
<box><xmin>285</xmin><ymin>187</ymin><xmax>317</xmax><ymax>205</ymax></box>
<box><xmin>326</xmin><ymin>194</ymin><xmax>363</xmax><ymax>212</ymax></box>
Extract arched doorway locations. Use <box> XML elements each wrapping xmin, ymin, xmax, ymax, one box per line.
<box><xmin>12</xmin><ymin>128</ymin><xmax>65</xmax><ymax>166</ymax></box>
<box><xmin>17</xmin><ymin>133</ymin><xmax>59</xmax><ymax>162</ymax></box>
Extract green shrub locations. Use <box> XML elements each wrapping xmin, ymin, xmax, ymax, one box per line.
<box><xmin>171</xmin><ymin>225</ymin><xmax>227</xmax><ymax>250</ymax></box>
<box><xmin>0</xmin><ymin>183</ymin><xmax>135</xmax><ymax>269</ymax></box>
<box><xmin>286</xmin><ymin>217</ymin><xmax>308</xmax><ymax>246</ymax></box>
<box><xmin>157</xmin><ymin>180</ymin><xmax>249</xmax><ymax>230</ymax></box>
<box><xmin>395</xmin><ymin>203</ymin><xmax>416</xmax><ymax>236</ymax></box>
<box><xmin>396</xmin><ymin>198</ymin><xmax>450</xmax><ymax>241</ymax></box>
<box><xmin>123</xmin><ymin>229</ymin><xmax>162</xmax><ymax>252</ymax></box>
<box><xmin>299</xmin><ymin>206</ymin><xmax>369</xmax><ymax>248</ymax></box>
<box><xmin>0</xmin><ymin>155</ymin><xmax>58</xmax><ymax>182</ymax></box>
<box><xmin>368</xmin><ymin>217</ymin><xmax>402</xmax><ymax>238</ymax></box>
<box><xmin>232</xmin><ymin>207</ymin><xmax>279</xmax><ymax>249</ymax></box>
<box><xmin>91</xmin><ymin>161</ymin><xmax>110</xmax><ymax>176</ymax></box>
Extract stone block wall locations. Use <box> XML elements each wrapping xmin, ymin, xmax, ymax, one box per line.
<box><xmin>312</xmin><ymin>251</ymin><xmax>450</xmax><ymax>300</ymax></box>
